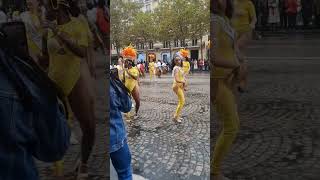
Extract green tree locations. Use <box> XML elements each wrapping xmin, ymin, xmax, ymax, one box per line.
<box><xmin>110</xmin><ymin>0</ymin><xmax>141</xmax><ymax>57</ymax></box>
<box><xmin>189</xmin><ymin>0</ymin><xmax>210</xmax><ymax>60</ymax></box>
<box><xmin>129</xmin><ymin>12</ymin><xmax>157</xmax><ymax>61</ymax></box>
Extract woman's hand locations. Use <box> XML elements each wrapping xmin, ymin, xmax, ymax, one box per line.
<box><xmin>250</xmin><ymin>23</ymin><xmax>255</xmax><ymax>30</ymax></box>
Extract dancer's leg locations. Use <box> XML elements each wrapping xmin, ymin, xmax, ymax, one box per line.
<box><xmin>69</xmin><ymin>69</ymin><xmax>96</xmax><ymax>172</ymax></box>
<box><xmin>236</xmin><ymin>31</ymin><xmax>252</xmax><ymax>91</ymax></box>
<box><xmin>131</xmin><ymin>85</ymin><xmax>140</xmax><ymax>115</ymax></box>
<box><xmin>173</xmin><ymin>86</ymin><xmax>185</xmax><ymax>119</ymax></box>
<box><xmin>212</xmin><ymin>81</ymin><xmax>240</xmax><ymax>176</ymax></box>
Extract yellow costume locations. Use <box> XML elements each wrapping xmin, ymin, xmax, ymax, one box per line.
<box><xmin>124</xmin><ymin>67</ymin><xmax>139</xmax><ymax>92</ymax></box>
<box><xmin>148</xmin><ymin>61</ymin><xmax>155</xmax><ymax>80</ymax></box>
<box><xmin>47</xmin><ymin>17</ymin><xmax>88</xmax><ymax>96</ymax></box>
<box><xmin>172</xmin><ymin>66</ymin><xmax>185</xmax><ymax>119</ymax></box>
<box><xmin>231</xmin><ymin>0</ymin><xmax>256</xmax><ymax>37</ymax></box>
<box><xmin>212</xmin><ymin>15</ymin><xmax>240</xmax><ymax>176</ymax></box>
<box><xmin>182</xmin><ymin>61</ymin><xmax>190</xmax><ymax>75</ymax></box>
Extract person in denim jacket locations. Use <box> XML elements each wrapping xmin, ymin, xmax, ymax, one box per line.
<box><xmin>110</xmin><ymin>69</ymin><xmax>133</xmax><ymax>180</ymax></box>
<box><xmin>0</xmin><ymin>48</ymin><xmax>70</xmax><ymax>180</ymax></box>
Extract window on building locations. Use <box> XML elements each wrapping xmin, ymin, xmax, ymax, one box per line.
<box><xmin>149</xmin><ymin>42</ymin><xmax>154</xmax><ymax>49</ymax></box>
<box><xmin>192</xmin><ymin>39</ymin><xmax>198</xmax><ymax>46</ymax></box>
<box><xmin>163</xmin><ymin>41</ymin><xmax>170</xmax><ymax>48</ymax></box>
<box><xmin>146</xmin><ymin>4</ymin><xmax>151</xmax><ymax>12</ymax></box>
<box><xmin>141</xmin><ymin>43</ymin><xmax>145</xmax><ymax>49</ymax></box>
<box><xmin>174</xmin><ymin>40</ymin><xmax>179</xmax><ymax>47</ymax></box>
<box><xmin>180</xmin><ymin>40</ymin><xmax>185</xmax><ymax>47</ymax></box>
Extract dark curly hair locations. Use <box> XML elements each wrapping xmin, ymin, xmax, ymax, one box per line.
<box><xmin>211</xmin><ymin>0</ymin><xmax>233</xmax><ymax>19</ymax></box>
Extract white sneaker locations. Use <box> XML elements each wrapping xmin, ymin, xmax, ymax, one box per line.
<box><xmin>133</xmin><ymin>174</ymin><xmax>147</xmax><ymax>180</ymax></box>
<box><xmin>221</xmin><ymin>175</ymin><xmax>231</xmax><ymax>180</ymax></box>
<box><xmin>70</xmin><ymin>131</ymin><xmax>79</xmax><ymax>145</ymax></box>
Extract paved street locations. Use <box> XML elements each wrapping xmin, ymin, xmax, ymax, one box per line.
<box><xmin>36</xmin><ymin>51</ymin><xmax>108</xmax><ymax>180</ymax></box>
<box><xmin>212</xmin><ymin>33</ymin><xmax>320</xmax><ymax>180</ymax></box>
<box><xmin>127</xmin><ymin>73</ymin><xmax>210</xmax><ymax>180</ymax></box>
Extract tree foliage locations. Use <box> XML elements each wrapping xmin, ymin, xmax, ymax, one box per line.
<box><xmin>110</xmin><ymin>0</ymin><xmax>209</xmax><ymax>56</ymax></box>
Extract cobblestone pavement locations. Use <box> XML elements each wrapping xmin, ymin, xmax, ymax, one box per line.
<box><xmin>211</xmin><ymin>33</ymin><xmax>320</xmax><ymax>180</ymax></box>
<box><xmin>127</xmin><ymin>73</ymin><xmax>210</xmax><ymax>180</ymax></box>
<box><xmin>37</xmin><ymin>51</ymin><xmax>108</xmax><ymax>180</ymax></box>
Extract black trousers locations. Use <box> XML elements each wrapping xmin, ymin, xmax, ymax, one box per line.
<box><xmin>280</xmin><ymin>11</ymin><xmax>288</xmax><ymax>28</ymax></box>
<box><xmin>302</xmin><ymin>10</ymin><xmax>312</xmax><ymax>27</ymax></box>
<box><xmin>288</xmin><ymin>13</ymin><xmax>297</xmax><ymax>29</ymax></box>
<box><xmin>316</xmin><ymin>14</ymin><xmax>320</xmax><ymax>27</ymax></box>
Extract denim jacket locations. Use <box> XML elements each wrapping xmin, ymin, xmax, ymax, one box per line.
<box><xmin>0</xmin><ymin>50</ymin><xmax>70</xmax><ymax>180</ymax></box>
<box><xmin>110</xmin><ymin>78</ymin><xmax>132</xmax><ymax>153</ymax></box>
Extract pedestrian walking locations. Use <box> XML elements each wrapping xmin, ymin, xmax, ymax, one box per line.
<box><xmin>286</xmin><ymin>0</ymin><xmax>298</xmax><ymax>29</ymax></box>
<box><xmin>301</xmin><ymin>0</ymin><xmax>314</xmax><ymax>28</ymax></box>
<box><xmin>261</xmin><ymin>0</ymin><xmax>269</xmax><ymax>30</ymax></box>
<box><xmin>268</xmin><ymin>0</ymin><xmax>281</xmax><ymax>31</ymax></box>
<box><xmin>194</xmin><ymin>59</ymin><xmax>198</xmax><ymax>71</ymax></box>
<box><xmin>156</xmin><ymin>60</ymin><xmax>162</xmax><ymax>78</ymax></box>
<box><xmin>315</xmin><ymin>0</ymin><xmax>320</xmax><ymax>27</ymax></box>
<box><xmin>279</xmin><ymin>0</ymin><xmax>288</xmax><ymax>28</ymax></box>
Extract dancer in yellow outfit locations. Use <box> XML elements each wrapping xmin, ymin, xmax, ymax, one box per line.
<box><xmin>42</xmin><ymin>0</ymin><xmax>96</xmax><ymax>178</ymax></box>
<box><xmin>148</xmin><ymin>54</ymin><xmax>156</xmax><ymax>80</ymax></box>
<box><xmin>122</xmin><ymin>46</ymin><xmax>141</xmax><ymax>119</ymax></box>
<box><xmin>20</xmin><ymin>0</ymin><xmax>47</xmax><ymax>69</ymax></box>
<box><xmin>172</xmin><ymin>56</ymin><xmax>186</xmax><ymax>123</ymax></box>
<box><xmin>180</xmin><ymin>49</ymin><xmax>190</xmax><ymax>90</ymax></box>
<box><xmin>211</xmin><ymin>0</ymin><xmax>242</xmax><ymax>179</ymax></box>
<box><xmin>231</xmin><ymin>0</ymin><xmax>257</xmax><ymax>92</ymax></box>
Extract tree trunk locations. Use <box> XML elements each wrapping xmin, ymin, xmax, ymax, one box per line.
<box><xmin>200</xmin><ymin>36</ymin><xmax>203</xmax><ymax>61</ymax></box>
<box><xmin>116</xmin><ymin>45</ymin><xmax>120</xmax><ymax>58</ymax></box>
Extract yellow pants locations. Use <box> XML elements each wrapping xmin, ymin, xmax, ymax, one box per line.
<box><xmin>212</xmin><ymin>80</ymin><xmax>239</xmax><ymax>176</ymax></box>
<box><xmin>149</xmin><ymin>70</ymin><xmax>154</xmax><ymax>80</ymax></box>
<box><xmin>173</xmin><ymin>85</ymin><xmax>185</xmax><ymax>119</ymax></box>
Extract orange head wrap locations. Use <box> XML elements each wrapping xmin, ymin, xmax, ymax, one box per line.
<box><xmin>122</xmin><ymin>45</ymin><xmax>137</xmax><ymax>60</ymax></box>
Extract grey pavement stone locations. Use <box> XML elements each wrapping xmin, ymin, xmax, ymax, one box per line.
<box><xmin>127</xmin><ymin>74</ymin><xmax>210</xmax><ymax>180</ymax></box>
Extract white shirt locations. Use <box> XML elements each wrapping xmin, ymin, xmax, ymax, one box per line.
<box><xmin>157</xmin><ymin>62</ymin><xmax>162</xmax><ymax>67</ymax></box>
<box><xmin>0</xmin><ymin>11</ymin><xmax>7</xmax><ymax>23</ymax></box>
<box><xmin>87</xmin><ymin>8</ymin><xmax>97</xmax><ymax>25</ymax></box>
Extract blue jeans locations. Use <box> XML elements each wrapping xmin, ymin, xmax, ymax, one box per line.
<box><xmin>110</xmin><ymin>142</ymin><xmax>132</xmax><ymax>180</ymax></box>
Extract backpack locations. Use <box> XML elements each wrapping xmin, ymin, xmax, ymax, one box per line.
<box><xmin>0</xmin><ymin>22</ymin><xmax>70</xmax><ymax>161</ymax></box>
